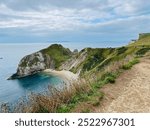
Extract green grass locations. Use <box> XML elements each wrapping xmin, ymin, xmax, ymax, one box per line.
<box><xmin>92</xmin><ymin>72</ymin><xmax>119</xmax><ymax>89</ymax></box>
<box><xmin>117</xmin><ymin>47</ymin><xmax>128</xmax><ymax>55</ymax></box>
<box><xmin>129</xmin><ymin>33</ymin><xmax>150</xmax><ymax>46</ymax></box>
<box><xmin>59</xmin><ymin>58</ymin><xmax>140</xmax><ymax>112</ymax></box>
<box><xmin>136</xmin><ymin>48</ymin><xmax>150</xmax><ymax>56</ymax></box>
<box><xmin>57</xmin><ymin>104</ymin><xmax>73</xmax><ymax>113</ymax></box>
<box><xmin>36</xmin><ymin>105</ymin><xmax>49</xmax><ymax>113</ymax></box>
<box><xmin>70</xmin><ymin>33</ymin><xmax>150</xmax><ymax>77</ymax></box>
<box><xmin>139</xmin><ymin>33</ymin><xmax>150</xmax><ymax>39</ymax></box>
<box><xmin>41</xmin><ymin>44</ymin><xmax>72</xmax><ymax>68</ymax></box>
<box><xmin>122</xmin><ymin>59</ymin><xmax>139</xmax><ymax>70</ymax></box>
<box><xmin>56</xmin><ymin>88</ymin><xmax>104</xmax><ymax>113</ymax></box>
<box><xmin>81</xmin><ymin>109</ymin><xmax>91</xmax><ymax>113</ymax></box>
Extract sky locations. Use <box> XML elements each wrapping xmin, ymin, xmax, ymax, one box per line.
<box><xmin>0</xmin><ymin>0</ymin><xmax>150</xmax><ymax>46</ymax></box>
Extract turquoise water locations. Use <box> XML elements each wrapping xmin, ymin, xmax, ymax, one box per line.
<box><xmin>0</xmin><ymin>42</ymin><xmax>119</xmax><ymax>104</ymax></box>
<box><xmin>0</xmin><ymin>43</ymin><xmax>64</xmax><ymax>104</ymax></box>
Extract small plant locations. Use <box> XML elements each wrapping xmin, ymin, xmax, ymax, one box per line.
<box><xmin>101</xmin><ymin>72</ymin><xmax>117</xmax><ymax>83</ymax></box>
<box><xmin>136</xmin><ymin>48</ymin><xmax>150</xmax><ymax>56</ymax></box>
<box><xmin>117</xmin><ymin>47</ymin><xmax>127</xmax><ymax>55</ymax></box>
<box><xmin>82</xmin><ymin>109</ymin><xmax>91</xmax><ymax>113</ymax></box>
<box><xmin>92</xmin><ymin>72</ymin><xmax>118</xmax><ymax>89</ymax></box>
<box><xmin>92</xmin><ymin>101</ymin><xmax>100</xmax><ymax>107</ymax></box>
<box><xmin>56</xmin><ymin>104</ymin><xmax>71</xmax><ymax>113</ymax></box>
<box><xmin>36</xmin><ymin>105</ymin><xmax>49</xmax><ymax>113</ymax></box>
<box><xmin>122</xmin><ymin>59</ymin><xmax>139</xmax><ymax>70</ymax></box>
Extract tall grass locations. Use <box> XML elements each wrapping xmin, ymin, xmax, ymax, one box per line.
<box><xmin>0</xmin><ymin>56</ymin><xmax>141</xmax><ymax>113</ymax></box>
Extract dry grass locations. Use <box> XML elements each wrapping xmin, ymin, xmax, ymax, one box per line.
<box><xmin>10</xmin><ymin>80</ymin><xmax>91</xmax><ymax>113</ymax></box>
<box><xmin>0</xmin><ymin>55</ymin><xmax>141</xmax><ymax>113</ymax></box>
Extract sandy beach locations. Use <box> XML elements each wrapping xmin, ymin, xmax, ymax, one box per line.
<box><xmin>44</xmin><ymin>69</ymin><xmax>79</xmax><ymax>86</ymax></box>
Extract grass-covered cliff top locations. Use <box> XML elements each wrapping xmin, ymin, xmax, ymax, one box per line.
<box><xmin>129</xmin><ymin>33</ymin><xmax>150</xmax><ymax>46</ymax></box>
<box><xmin>41</xmin><ymin>44</ymin><xmax>72</xmax><ymax>68</ymax></box>
<box><xmin>71</xmin><ymin>33</ymin><xmax>150</xmax><ymax>77</ymax></box>
<box><xmin>17</xmin><ymin>33</ymin><xmax>150</xmax><ymax>79</ymax></box>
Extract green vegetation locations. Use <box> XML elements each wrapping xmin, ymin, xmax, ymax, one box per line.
<box><xmin>20</xmin><ymin>60</ymin><xmax>27</xmax><ymax>67</ymax></box>
<box><xmin>129</xmin><ymin>33</ymin><xmax>150</xmax><ymax>46</ymax></box>
<box><xmin>28</xmin><ymin>57</ymin><xmax>39</xmax><ymax>67</ymax></box>
<box><xmin>4</xmin><ymin>33</ymin><xmax>150</xmax><ymax>113</ymax></box>
<box><xmin>33</xmin><ymin>58</ymin><xmax>140</xmax><ymax>113</ymax></box>
<box><xmin>136</xmin><ymin>48</ymin><xmax>150</xmax><ymax>56</ymax></box>
<box><xmin>41</xmin><ymin>44</ymin><xmax>72</xmax><ymax>68</ymax></box>
<box><xmin>122</xmin><ymin>58</ymin><xmax>139</xmax><ymax>70</ymax></box>
<box><xmin>92</xmin><ymin>72</ymin><xmax>119</xmax><ymax>89</ymax></box>
<box><xmin>73</xmin><ymin>48</ymin><xmax>116</xmax><ymax>75</ymax></box>
<box><xmin>57</xmin><ymin>104</ymin><xmax>71</xmax><ymax>113</ymax></box>
<box><xmin>72</xmin><ymin>33</ymin><xmax>149</xmax><ymax>77</ymax></box>
<box><xmin>56</xmin><ymin>87</ymin><xmax>104</xmax><ymax>113</ymax></box>
<box><xmin>81</xmin><ymin>109</ymin><xmax>91</xmax><ymax>113</ymax></box>
<box><xmin>117</xmin><ymin>46</ymin><xmax>128</xmax><ymax>55</ymax></box>
<box><xmin>139</xmin><ymin>33</ymin><xmax>150</xmax><ymax>40</ymax></box>
<box><xmin>36</xmin><ymin>105</ymin><xmax>49</xmax><ymax>113</ymax></box>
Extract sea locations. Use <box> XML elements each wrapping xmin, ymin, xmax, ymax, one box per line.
<box><xmin>0</xmin><ymin>42</ymin><xmax>121</xmax><ymax>105</ymax></box>
<box><xmin>0</xmin><ymin>43</ymin><xmax>65</xmax><ymax>105</ymax></box>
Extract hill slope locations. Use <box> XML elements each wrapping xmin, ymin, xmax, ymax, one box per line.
<box><xmin>9</xmin><ymin>33</ymin><xmax>150</xmax><ymax>79</ymax></box>
<box><xmin>9</xmin><ymin>44</ymin><xmax>72</xmax><ymax>79</ymax></box>
<box><xmin>95</xmin><ymin>56</ymin><xmax>150</xmax><ymax>112</ymax></box>
<box><xmin>66</xmin><ymin>33</ymin><xmax>150</xmax><ymax>78</ymax></box>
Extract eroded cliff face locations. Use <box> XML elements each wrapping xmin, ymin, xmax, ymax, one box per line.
<box><xmin>59</xmin><ymin>50</ymin><xmax>87</xmax><ymax>74</ymax></box>
<box><xmin>8</xmin><ymin>44</ymin><xmax>73</xmax><ymax>79</ymax></box>
<box><xmin>8</xmin><ymin>34</ymin><xmax>150</xmax><ymax>80</ymax></box>
<box><xmin>8</xmin><ymin>52</ymin><xmax>55</xmax><ymax>79</ymax></box>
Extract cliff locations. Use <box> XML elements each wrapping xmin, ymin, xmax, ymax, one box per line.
<box><xmin>9</xmin><ymin>34</ymin><xmax>150</xmax><ymax>79</ymax></box>
<box><xmin>8</xmin><ymin>44</ymin><xmax>72</xmax><ymax>79</ymax></box>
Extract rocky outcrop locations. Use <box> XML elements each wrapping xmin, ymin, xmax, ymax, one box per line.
<box><xmin>8</xmin><ymin>44</ymin><xmax>73</xmax><ymax>79</ymax></box>
<box><xmin>8</xmin><ymin>52</ymin><xmax>55</xmax><ymax>79</ymax></box>
<box><xmin>59</xmin><ymin>50</ymin><xmax>87</xmax><ymax>73</ymax></box>
<box><xmin>8</xmin><ymin>34</ymin><xmax>150</xmax><ymax>80</ymax></box>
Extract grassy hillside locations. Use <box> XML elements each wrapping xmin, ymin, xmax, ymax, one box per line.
<box><xmin>41</xmin><ymin>44</ymin><xmax>72</xmax><ymax>68</ymax></box>
<box><xmin>4</xmin><ymin>33</ymin><xmax>150</xmax><ymax>113</ymax></box>
<box><xmin>129</xmin><ymin>33</ymin><xmax>150</xmax><ymax>46</ymax></box>
<box><xmin>70</xmin><ymin>33</ymin><xmax>150</xmax><ymax>77</ymax></box>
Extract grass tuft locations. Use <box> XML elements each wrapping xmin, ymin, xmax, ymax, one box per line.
<box><xmin>122</xmin><ymin>58</ymin><xmax>139</xmax><ymax>70</ymax></box>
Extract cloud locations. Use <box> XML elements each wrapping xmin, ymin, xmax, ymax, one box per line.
<box><xmin>0</xmin><ymin>0</ymin><xmax>150</xmax><ymax>43</ymax></box>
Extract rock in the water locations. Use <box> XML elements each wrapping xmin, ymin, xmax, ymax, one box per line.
<box><xmin>8</xmin><ymin>52</ymin><xmax>54</xmax><ymax>79</ymax></box>
<box><xmin>8</xmin><ymin>44</ymin><xmax>73</xmax><ymax>79</ymax></box>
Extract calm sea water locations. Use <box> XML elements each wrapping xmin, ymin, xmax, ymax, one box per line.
<box><xmin>0</xmin><ymin>42</ymin><xmax>121</xmax><ymax>105</ymax></box>
<box><xmin>0</xmin><ymin>43</ymin><xmax>65</xmax><ymax>104</ymax></box>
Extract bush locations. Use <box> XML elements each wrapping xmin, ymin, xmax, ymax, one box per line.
<box><xmin>105</xmin><ymin>76</ymin><xmax>116</xmax><ymax>83</ymax></box>
<box><xmin>56</xmin><ymin>104</ymin><xmax>71</xmax><ymax>113</ymax></box>
<box><xmin>122</xmin><ymin>59</ymin><xmax>139</xmax><ymax>70</ymax></box>
<box><xmin>136</xmin><ymin>48</ymin><xmax>150</xmax><ymax>56</ymax></box>
<box><xmin>81</xmin><ymin>109</ymin><xmax>90</xmax><ymax>113</ymax></box>
<box><xmin>101</xmin><ymin>72</ymin><xmax>117</xmax><ymax>83</ymax></box>
<box><xmin>117</xmin><ymin>47</ymin><xmax>127</xmax><ymax>55</ymax></box>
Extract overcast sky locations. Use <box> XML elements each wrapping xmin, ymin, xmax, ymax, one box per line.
<box><xmin>0</xmin><ymin>0</ymin><xmax>150</xmax><ymax>46</ymax></box>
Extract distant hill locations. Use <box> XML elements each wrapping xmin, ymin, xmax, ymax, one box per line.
<box><xmin>129</xmin><ymin>33</ymin><xmax>150</xmax><ymax>46</ymax></box>
<box><xmin>63</xmin><ymin>33</ymin><xmax>150</xmax><ymax>77</ymax></box>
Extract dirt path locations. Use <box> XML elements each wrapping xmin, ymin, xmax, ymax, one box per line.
<box><xmin>95</xmin><ymin>57</ymin><xmax>150</xmax><ymax>113</ymax></box>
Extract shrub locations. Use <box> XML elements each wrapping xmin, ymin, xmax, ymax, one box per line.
<box><xmin>56</xmin><ymin>104</ymin><xmax>71</xmax><ymax>113</ymax></box>
<box><xmin>136</xmin><ymin>48</ymin><xmax>150</xmax><ymax>56</ymax></box>
<box><xmin>101</xmin><ymin>72</ymin><xmax>117</xmax><ymax>83</ymax></box>
<box><xmin>122</xmin><ymin>59</ymin><xmax>139</xmax><ymax>70</ymax></box>
<box><xmin>81</xmin><ymin>109</ymin><xmax>90</xmax><ymax>113</ymax></box>
<box><xmin>117</xmin><ymin>47</ymin><xmax>127</xmax><ymax>55</ymax></box>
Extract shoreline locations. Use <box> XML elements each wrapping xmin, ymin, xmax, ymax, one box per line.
<box><xmin>44</xmin><ymin>69</ymin><xmax>79</xmax><ymax>86</ymax></box>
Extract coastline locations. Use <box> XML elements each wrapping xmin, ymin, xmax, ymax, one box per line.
<box><xmin>44</xmin><ymin>69</ymin><xmax>79</xmax><ymax>86</ymax></box>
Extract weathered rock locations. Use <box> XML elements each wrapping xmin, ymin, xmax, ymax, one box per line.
<box><xmin>59</xmin><ymin>50</ymin><xmax>87</xmax><ymax>73</ymax></box>
<box><xmin>8</xmin><ymin>44</ymin><xmax>74</xmax><ymax>79</ymax></box>
<box><xmin>8</xmin><ymin>52</ymin><xmax>54</xmax><ymax>79</ymax></box>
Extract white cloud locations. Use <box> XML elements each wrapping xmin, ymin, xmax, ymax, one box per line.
<box><xmin>0</xmin><ymin>0</ymin><xmax>150</xmax><ymax>42</ymax></box>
